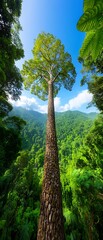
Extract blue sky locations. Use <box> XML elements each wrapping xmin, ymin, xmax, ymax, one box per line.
<box><xmin>10</xmin><ymin>0</ymin><xmax>98</xmax><ymax>113</ymax></box>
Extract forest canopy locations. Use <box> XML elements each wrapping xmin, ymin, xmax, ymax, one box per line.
<box><xmin>0</xmin><ymin>0</ymin><xmax>103</xmax><ymax>239</ymax></box>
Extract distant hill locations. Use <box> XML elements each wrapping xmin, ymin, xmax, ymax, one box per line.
<box><xmin>87</xmin><ymin>112</ymin><xmax>98</xmax><ymax>120</ymax></box>
<box><xmin>11</xmin><ymin>107</ymin><xmax>47</xmax><ymax>125</ymax></box>
<box><xmin>11</xmin><ymin>107</ymin><xmax>97</xmax><ymax>123</ymax></box>
<box><xmin>10</xmin><ymin>107</ymin><xmax>98</xmax><ymax>151</ymax></box>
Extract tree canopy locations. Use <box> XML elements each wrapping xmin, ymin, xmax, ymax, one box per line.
<box><xmin>0</xmin><ymin>1</ymin><xmax>103</xmax><ymax>239</ymax></box>
<box><xmin>0</xmin><ymin>0</ymin><xmax>24</xmax><ymax>101</ymax></box>
<box><xmin>21</xmin><ymin>32</ymin><xmax>76</xmax><ymax>100</ymax></box>
<box><xmin>0</xmin><ymin>0</ymin><xmax>25</xmax><ymax>179</ymax></box>
<box><xmin>1</xmin><ymin>107</ymin><xmax>102</xmax><ymax>240</ymax></box>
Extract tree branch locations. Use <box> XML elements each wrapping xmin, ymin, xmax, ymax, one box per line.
<box><xmin>52</xmin><ymin>72</ymin><xmax>60</xmax><ymax>82</ymax></box>
<box><xmin>36</xmin><ymin>66</ymin><xmax>49</xmax><ymax>75</ymax></box>
<box><xmin>40</xmin><ymin>49</ymin><xmax>51</xmax><ymax>64</ymax></box>
<box><xmin>40</xmin><ymin>73</ymin><xmax>48</xmax><ymax>83</ymax></box>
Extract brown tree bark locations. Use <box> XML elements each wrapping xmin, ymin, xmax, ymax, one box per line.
<box><xmin>37</xmin><ymin>82</ymin><xmax>65</xmax><ymax>240</ymax></box>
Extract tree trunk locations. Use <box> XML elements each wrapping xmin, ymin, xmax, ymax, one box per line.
<box><xmin>37</xmin><ymin>82</ymin><xmax>65</xmax><ymax>240</ymax></box>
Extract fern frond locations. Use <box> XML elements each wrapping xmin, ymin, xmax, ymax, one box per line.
<box><xmin>77</xmin><ymin>3</ymin><xmax>103</xmax><ymax>31</ymax></box>
<box><xmin>80</xmin><ymin>32</ymin><xmax>95</xmax><ymax>58</ymax></box>
<box><xmin>80</xmin><ymin>30</ymin><xmax>103</xmax><ymax>60</ymax></box>
<box><xmin>92</xmin><ymin>29</ymin><xmax>103</xmax><ymax>59</ymax></box>
<box><xmin>83</xmin><ymin>0</ymin><xmax>95</xmax><ymax>11</ymax></box>
<box><xmin>83</xmin><ymin>0</ymin><xmax>101</xmax><ymax>11</ymax></box>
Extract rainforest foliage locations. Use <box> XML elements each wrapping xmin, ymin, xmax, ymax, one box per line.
<box><xmin>0</xmin><ymin>0</ymin><xmax>24</xmax><ymax>178</ymax></box>
<box><xmin>77</xmin><ymin>0</ymin><xmax>103</xmax><ymax>60</ymax></box>
<box><xmin>0</xmin><ymin>0</ymin><xmax>103</xmax><ymax>239</ymax></box>
<box><xmin>77</xmin><ymin>0</ymin><xmax>103</xmax><ymax>112</ymax></box>
<box><xmin>0</xmin><ymin>107</ymin><xmax>103</xmax><ymax>240</ymax></box>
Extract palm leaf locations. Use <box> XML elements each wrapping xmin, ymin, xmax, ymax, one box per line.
<box><xmin>83</xmin><ymin>0</ymin><xmax>101</xmax><ymax>11</ymax></box>
<box><xmin>84</xmin><ymin>0</ymin><xmax>95</xmax><ymax>11</ymax></box>
<box><xmin>80</xmin><ymin>29</ymin><xmax>103</xmax><ymax>60</ymax></box>
<box><xmin>77</xmin><ymin>2</ymin><xmax>103</xmax><ymax>31</ymax></box>
<box><xmin>92</xmin><ymin>29</ymin><xmax>103</xmax><ymax>59</ymax></box>
<box><xmin>80</xmin><ymin>32</ymin><xmax>95</xmax><ymax>58</ymax></box>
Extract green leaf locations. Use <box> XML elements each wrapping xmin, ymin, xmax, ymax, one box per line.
<box><xmin>77</xmin><ymin>2</ymin><xmax>103</xmax><ymax>32</ymax></box>
<box><xmin>80</xmin><ymin>31</ymin><xmax>95</xmax><ymax>58</ymax></box>
<box><xmin>80</xmin><ymin>29</ymin><xmax>103</xmax><ymax>60</ymax></box>
<box><xmin>83</xmin><ymin>0</ymin><xmax>100</xmax><ymax>11</ymax></box>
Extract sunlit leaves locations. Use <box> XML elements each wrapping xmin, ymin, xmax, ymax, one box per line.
<box><xmin>80</xmin><ymin>29</ymin><xmax>103</xmax><ymax>59</ymax></box>
<box><xmin>83</xmin><ymin>0</ymin><xmax>96</xmax><ymax>12</ymax></box>
<box><xmin>77</xmin><ymin>0</ymin><xmax>103</xmax><ymax>60</ymax></box>
<box><xmin>21</xmin><ymin>32</ymin><xmax>76</xmax><ymax>100</ymax></box>
<box><xmin>77</xmin><ymin>2</ymin><xmax>103</xmax><ymax>31</ymax></box>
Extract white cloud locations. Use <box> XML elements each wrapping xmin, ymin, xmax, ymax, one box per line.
<box><xmin>9</xmin><ymin>90</ymin><xmax>93</xmax><ymax>113</ymax></box>
<box><xmin>59</xmin><ymin>90</ymin><xmax>93</xmax><ymax>112</ymax></box>
<box><xmin>37</xmin><ymin>104</ymin><xmax>47</xmax><ymax>113</ymax></box>
<box><xmin>9</xmin><ymin>95</ymin><xmax>48</xmax><ymax>113</ymax></box>
<box><xmin>69</xmin><ymin>90</ymin><xmax>93</xmax><ymax>109</ymax></box>
<box><xmin>10</xmin><ymin>96</ymin><xmax>37</xmax><ymax>109</ymax></box>
<box><xmin>54</xmin><ymin>97</ymin><xmax>61</xmax><ymax>111</ymax></box>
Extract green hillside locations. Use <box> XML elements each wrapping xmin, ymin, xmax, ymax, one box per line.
<box><xmin>1</xmin><ymin>107</ymin><xmax>103</xmax><ymax>240</ymax></box>
<box><xmin>10</xmin><ymin>107</ymin><xmax>97</xmax><ymax>152</ymax></box>
<box><xmin>11</xmin><ymin>107</ymin><xmax>47</xmax><ymax>125</ymax></box>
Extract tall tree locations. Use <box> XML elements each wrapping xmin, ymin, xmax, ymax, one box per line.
<box><xmin>0</xmin><ymin>0</ymin><xmax>24</xmax><ymax>172</ymax></box>
<box><xmin>0</xmin><ymin>0</ymin><xmax>24</xmax><ymax>101</ymax></box>
<box><xmin>21</xmin><ymin>32</ymin><xmax>76</xmax><ymax>239</ymax></box>
<box><xmin>77</xmin><ymin>0</ymin><xmax>103</xmax><ymax>61</ymax></box>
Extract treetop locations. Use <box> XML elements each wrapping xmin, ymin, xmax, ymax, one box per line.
<box><xmin>21</xmin><ymin>32</ymin><xmax>76</xmax><ymax>101</ymax></box>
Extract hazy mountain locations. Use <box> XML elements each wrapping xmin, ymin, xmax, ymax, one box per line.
<box><xmin>10</xmin><ymin>107</ymin><xmax>47</xmax><ymax>125</ymax></box>
<box><xmin>11</xmin><ymin>107</ymin><xmax>97</xmax><ymax>123</ymax></box>
<box><xmin>10</xmin><ymin>107</ymin><xmax>98</xmax><ymax>150</ymax></box>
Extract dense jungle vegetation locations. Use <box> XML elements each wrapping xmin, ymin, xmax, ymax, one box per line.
<box><xmin>0</xmin><ymin>0</ymin><xmax>103</xmax><ymax>239</ymax></box>
<box><xmin>1</xmin><ymin>107</ymin><xmax>103</xmax><ymax>239</ymax></box>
